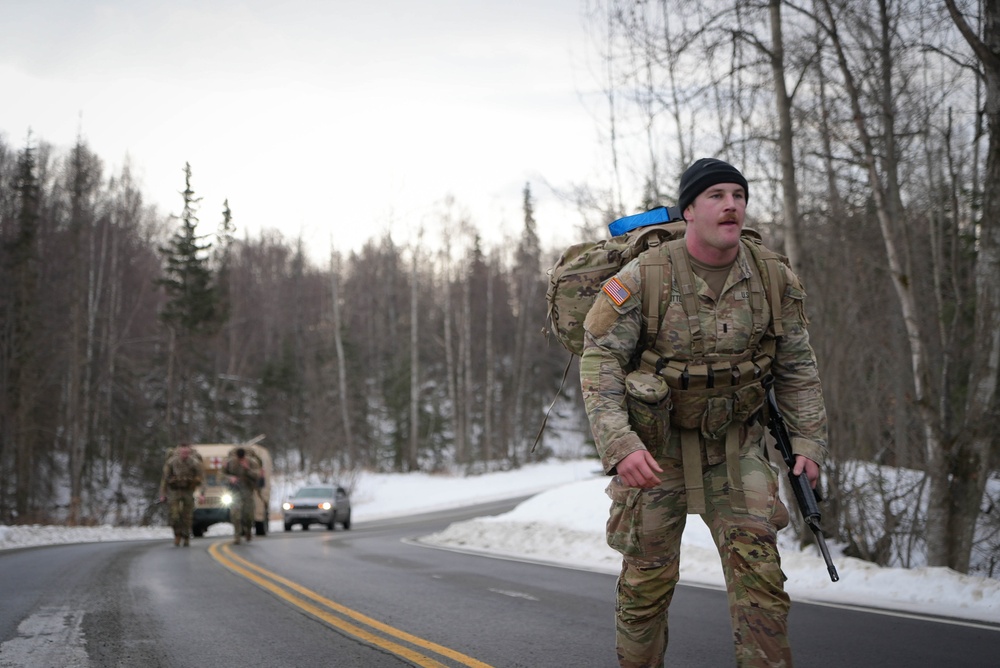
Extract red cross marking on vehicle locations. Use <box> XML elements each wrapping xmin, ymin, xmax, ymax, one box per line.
<box><xmin>210</xmin><ymin>456</ymin><xmax>224</xmax><ymax>469</ymax></box>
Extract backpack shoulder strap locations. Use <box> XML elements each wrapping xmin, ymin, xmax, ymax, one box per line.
<box><xmin>634</xmin><ymin>234</ymin><xmax>789</xmax><ymax>377</ymax></box>
<box><xmin>741</xmin><ymin>236</ymin><xmax>788</xmax><ymax>337</ymax></box>
<box><xmin>637</xmin><ymin>236</ymin><xmax>703</xmax><ymax>359</ymax></box>
<box><xmin>665</xmin><ymin>238</ymin><xmax>703</xmax><ymax>356</ymax></box>
<box><xmin>638</xmin><ymin>243</ymin><xmax>670</xmax><ymax>351</ymax></box>
<box><xmin>633</xmin><ymin>222</ymin><xmax>685</xmax><ymax>354</ymax></box>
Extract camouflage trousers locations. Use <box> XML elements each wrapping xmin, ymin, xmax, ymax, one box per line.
<box><xmin>605</xmin><ymin>432</ymin><xmax>791</xmax><ymax>668</ymax></box>
<box><xmin>230</xmin><ymin>490</ymin><xmax>255</xmax><ymax>537</ymax></box>
<box><xmin>167</xmin><ymin>490</ymin><xmax>195</xmax><ymax>539</ymax></box>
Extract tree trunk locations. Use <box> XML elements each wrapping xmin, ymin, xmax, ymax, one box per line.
<box><xmin>943</xmin><ymin>0</ymin><xmax>1000</xmax><ymax>573</ymax></box>
<box><xmin>330</xmin><ymin>253</ymin><xmax>354</xmax><ymax>467</ymax></box>
<box><xmin>459</xmin><ymin>269</ymin><xmax>472</xmax><ymax>464</ymax></box>
<box><xmin>768</xmin><ymin>0</ymin><xmax>802</xmax><ymax>270</ymax></box>
<box><xmin>409</xmin><ymin>242</ymin><xmax>420</xmax><ymax>472</ymax></box>
<box><xmin>441</xmin><ymin>251</ymin><xmax>459</xmax><ymax>467</ymax></box>
<box><xmin>820</xmin><ymin>0</ymin><xmax>950</xmax><ymax>566</ymax></box>
<box><xmin>484</xmin><ymin>252</ymin><xmax>495</xmax><ymax>464</ymax></box>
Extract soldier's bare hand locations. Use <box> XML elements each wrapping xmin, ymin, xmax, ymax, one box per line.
<box><xmin>792</xmin><ymin>455</ymin><xmax>820</xmax><ymax>488</ymax></box>
<box><xmin>616</xmin><ymin>450</ymin><xmax>663</xmax><ymax>488</ymax></box>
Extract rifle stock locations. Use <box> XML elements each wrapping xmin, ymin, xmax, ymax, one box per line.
<box><xmin>764</xmin><ymin>382</ymin><xmax>840</xmax><ymax>582</ymax></box>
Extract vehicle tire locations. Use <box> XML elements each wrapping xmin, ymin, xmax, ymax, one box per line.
<box><xmin>326</xmin><ymin>518</ymin><xmax>335</xmax><ymax>531</ymax></box>
<box><xmin>284</xmin><ymin>522</ymin><xmax>292</xmax><ymax>532</ymax></box>
<box><xmin>302</xmin><ymin>523</ymin><xmax>309</xmax><ymax>531</ymax></box>
<box><xmin>192</xmin><ymin>524</ymin><xmax>205</xmax><ymax>538</ymax></box>
<box><xmin>255</xmin><ymin>520</ymin><xmax>267</xmax><ymax>536</ymax></box>
<box><xmin>342</xmin><ymin>512</ymin><xmax>351</xmax><ymax>530</ymax></box>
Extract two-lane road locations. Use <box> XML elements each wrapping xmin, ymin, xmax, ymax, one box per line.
<box><xmin>2</xmin><ymin>499</ymin><xmax>998</xmax><ymax>667</ymax></box>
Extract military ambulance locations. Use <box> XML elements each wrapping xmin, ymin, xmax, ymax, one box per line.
<box><xmin>191</xmin><ymin>437</ymin><xmax>272</xmax><ymax>538</ymax></box>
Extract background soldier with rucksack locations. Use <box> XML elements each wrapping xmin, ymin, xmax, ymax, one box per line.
<box><xmin>578</xmin><ymin>158</ymin><xmax>828</xmax><ymax>667</ymax></box>
<box><xmin>223</xmin><ymin>446</ymin><xmax>261</xmax><ymax>544</ymax></box>
<box><xmin>158</xmin><ymin>443</ymin><xmax>204</xmax><ymax>547</ymax></box>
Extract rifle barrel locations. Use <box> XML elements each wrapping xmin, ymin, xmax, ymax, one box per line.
<box><xmin>765</xmin><ymin>384</ymin><xmax>839</xmax><ymax>583</ymax></box>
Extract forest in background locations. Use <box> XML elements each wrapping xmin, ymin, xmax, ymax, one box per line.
<box><xmin>0</xmin><ymin>146</ymin><xmax>572</xmax><ymax>521</ymax></box>
<box><xmin>1</xmin><ymin>0</ymin><xmax>998</xmax><ymax>578</ymax></box>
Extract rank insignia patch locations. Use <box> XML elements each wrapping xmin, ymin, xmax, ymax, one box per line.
<box><xmin>603</xmin><ymin>277</ymin><xmax>631</xmax><ymax>306</ymax></box>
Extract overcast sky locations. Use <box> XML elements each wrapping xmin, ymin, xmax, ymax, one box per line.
<box><xmin>1</xmin><ymin>0</ymin><xmax>609</xmax><ymax>260</ymax></box>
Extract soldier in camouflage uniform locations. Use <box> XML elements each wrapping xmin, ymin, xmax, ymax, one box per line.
<box><xmin>158</xmin><ymin>443</ymin><xmax>204</xmax><ymax>547</ymax></box>
<box><xmin>224</xmin><ymin>447</ymin><xmax>261</xmax><ymax>544</ymax></box>
<box><xmin>580</xmin><ymin>158</ymin><xmax>828</xmax><ymax>667</ymax></box>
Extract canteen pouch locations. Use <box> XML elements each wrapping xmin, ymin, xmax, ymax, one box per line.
<box><xmin>624</xmin><ymin>371</ymin><xmax>672</xmax><ymax>456</ymax></box>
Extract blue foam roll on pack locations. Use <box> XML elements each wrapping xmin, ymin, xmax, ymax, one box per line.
<box><xmin>608</xmin><ymin>205</ymin><xmax>682</xmax><ymax>237</ymax></box>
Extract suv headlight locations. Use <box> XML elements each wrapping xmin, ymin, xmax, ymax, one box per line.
<box><xmin>221</xmin><ymin>493</ymin><xmax>233</xmax><ymax>506</ymax></box>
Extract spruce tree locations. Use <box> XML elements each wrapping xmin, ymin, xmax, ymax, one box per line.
<box><xmin>158</xmin><ymin>163</ymin><xmax>219</xmax><ymax>335</ymax></box>
<box><xmin>5</xmin><ymin>135</ymin><xmax>43</xmax><ymax>517</ymax></box>
<box><xmin>156</xmin><ymin>163</ymin><xmax>222</xmax><ymax>439</ymax></box>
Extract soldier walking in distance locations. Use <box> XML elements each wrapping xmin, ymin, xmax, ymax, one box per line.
<box><xmin>224</xmin><ymin>447</ymin><xmax>261</xmax><ymax>544</ymax></box>
<box><xmin>158</xmin><ymin>443</ymin><xmax>203</xmax><ymax>547</ymax></box>
<box><xmin>580</xmin><ymin>158</ymin><xmax>829</xmax><ymax>667</ymax></box>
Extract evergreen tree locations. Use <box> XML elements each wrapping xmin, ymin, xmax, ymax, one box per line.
<box><xmin>156</xmin><ymin>163</ymin><xmax>222</xmax><ymax>439</ymax></box>
<box><xmin>158</xmin><ymin>163</ymin><xmax>219</xmax><ymax>335</ymax></box>
<box><xmin>214</xmin><ymin>198</ymin><xmax>235</xmax><ymax>322</ymax></box>
<box><xmin>3</xmin><ymin>136</ymin><xmax>43</xmax><ymax>518</ymax></box>
<box><xmin>508</xmin><ymin>183</ymin><xmax>544</xmax><ymax>464</ymax></box>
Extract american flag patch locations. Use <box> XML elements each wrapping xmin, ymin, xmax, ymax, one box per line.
<box><xmin>603</xmin><ymin>277</ymin><xmax>631</xmax><ymax>306</ymax></box>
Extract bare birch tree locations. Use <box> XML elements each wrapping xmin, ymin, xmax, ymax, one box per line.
<box><xmin>330</xmin><ymin>250</ymin><xmax>355</xmax><ymax>467</ymax></box>
<box><xmin>942</xmin><ymin>0</ymin><xmax>1000</xmax><ymax>572</ymax></box>
<box><xmin>408</xmin><ymin>232</ymin><xmax>422</xmax><ymax>472</ymax></box>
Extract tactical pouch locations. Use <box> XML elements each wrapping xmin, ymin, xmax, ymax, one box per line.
<box><xmin>732</xmin><ymin>382</ymin><xmax>766</xmax><ymax>423</ymax></box>
<box><xmin>671</xmin><ymin>381</ymin><xmax>767</xmax><ymax>441</ymax></box>
<box><xmin>624</xmin><ymin>371</ymin><xmax>671</xmax><ymax>457</ymax></box>
<box><xmin>167</xmin><ymin>475</ymin><xmax>190</xmax><ymax>490</ymax></box>
<box><xmin>670</xmin><ymin>386</ymin><xmax>716</xmax><ymax>432</ymax></box>
<box><xmin>702</xmin><ymin>395</ymin><xmax>733</xmax><ymax>441</ymax></box>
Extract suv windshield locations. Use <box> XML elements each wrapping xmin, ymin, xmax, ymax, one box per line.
<box><xmin>294</xmin><ymin>487</ymin><xmax>334</xmax><ymax>498</ymax></box>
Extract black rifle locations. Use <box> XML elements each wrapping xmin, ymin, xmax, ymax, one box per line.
<box><xmin>764</xmin><ymin>380</ymin><xmax>840</xmax><ymax>582</ymax></box>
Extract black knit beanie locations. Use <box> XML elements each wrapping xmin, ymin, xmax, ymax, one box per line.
<box><xmin>678</xmin><ymin>158</ymin><xmax>749</xmax><ymax>213</ymax></box>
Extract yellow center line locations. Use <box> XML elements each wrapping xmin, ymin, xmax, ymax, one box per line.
<box><xmin>209</xmin><ymin>541</ymin><xmax>494</xmax><ymax>668</ymax></box>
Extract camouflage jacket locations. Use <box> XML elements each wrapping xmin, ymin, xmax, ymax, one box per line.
<box><xmin>223</xmin><ymin>454</ymin><xmax>261</xmax><ymax>493</ymax></box>
<box><xmin>159</xmin><ymin>454</ymin><xmax>203</xmax><ymax>496</ymax></box>
<box><xmin>580</xmin><ymin>242</ymin><xmax>828</xmax><ymax>474</ymax></box>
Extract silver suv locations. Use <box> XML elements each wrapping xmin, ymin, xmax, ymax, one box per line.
<box><xmin>282</xmin><ymin>485</ymin><xmax>352</xmax><ymax>531</ymax></box>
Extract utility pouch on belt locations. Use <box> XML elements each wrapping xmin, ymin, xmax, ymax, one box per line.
<box><xmin>671</xmin><ymin>383</ymin><xmax>765</xmax><ymax>441</ymax></box>
<box><xmin>624</xmin><ymin>371</ymin><xmax>671</xmax><ymax>457</ymax></box>
<box><xmin>656</xmin><ymin>357</ymin><xmax>771</xmax><ymax>516</ymax></box>
<box><xmin>167</xmin><ymin>475</ymin><xmax>190</xmax><ymax>490</ymax></box>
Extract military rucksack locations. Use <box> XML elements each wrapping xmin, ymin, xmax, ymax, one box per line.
<box><xmin>543</xmin><ymin>205</ymin><xmax>788</xmax><ymax>358</ymax></box>
<box><xmin>535</xmin><ymin>206</ymin><xmax>789</xmax><ymax>451</ymax></box>
<box><xmin>544</xmin><ymin>206</ymin><xmax>687</xmax><ymax>357</ymax></box>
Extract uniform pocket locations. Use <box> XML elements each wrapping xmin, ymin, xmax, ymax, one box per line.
<box><xmin>606</xmin><ymin>479</ymin><xmax>645</xmax><ymax>557</ymax></box>
<box><xmin>624</xmin><ymin>371</ymin><xmax>671</xmax><ymax>456</ymax></box>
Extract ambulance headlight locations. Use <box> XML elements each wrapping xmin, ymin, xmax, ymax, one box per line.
<box><xmin>221</xmin><ymin>493</ymin><xmax>233</xmax><ymax>506</ymax></box>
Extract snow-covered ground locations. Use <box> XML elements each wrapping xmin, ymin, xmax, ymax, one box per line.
<box><xmin>1</xmin><ymin>458</ymin><xmax>997</xmax><ymax>625</ymax></box>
